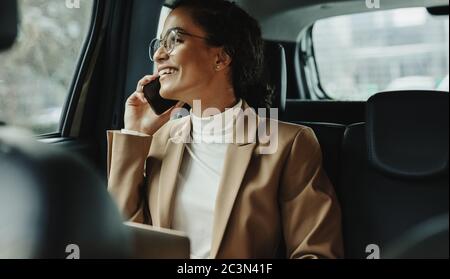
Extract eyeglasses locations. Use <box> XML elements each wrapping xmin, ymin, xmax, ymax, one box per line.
<box><xmin>149</xmin><ymin>28</ymin><xmax>208</xmax><ymax>62</ymax></box>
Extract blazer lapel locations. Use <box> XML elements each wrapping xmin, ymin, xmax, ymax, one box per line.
<box><xmin>210</xmin><ymin>142</ymin><xmax>257</xmax><ymax>258</ymax></box>
<box><xmin>157</xmin><ymin>117</ymin><xmax>191</xmax><ymax>228</ymax></box>
<box><xmin>157</xmin><ymin>140</ymin><xmax>185</xmax><ymax>228</ymax></box>
<box><xmin>209</xmin><ymin>101</ymin><xmax>262</xmax><ymax>258</ymax></box>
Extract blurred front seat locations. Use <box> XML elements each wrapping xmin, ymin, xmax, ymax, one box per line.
<box><xmin>0</xmin><ymin>127</ymin><xmax>129</xmax><ymax>258</ymax></box>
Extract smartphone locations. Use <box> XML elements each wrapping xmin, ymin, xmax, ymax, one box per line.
<box><xmin>143</xmin><ymin>77</ymin><xmax>178</xmax><ymax>115</ymax></box>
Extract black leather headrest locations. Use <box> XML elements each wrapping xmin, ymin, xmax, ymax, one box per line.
<box><xmin>366</xmin><ymin>91</ymin><xmax>449</xmax><ymax>178</ymax></box>
<box><xmin>0</xmin><ymin>128</ymin><xmax>129</xmax><ymax>258</ymax></box>
<box><xmin>264</xmin><ymin>41</ymin><xmax>287</xmax><ymax>112</ymax></box>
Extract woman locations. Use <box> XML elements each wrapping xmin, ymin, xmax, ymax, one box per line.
<box><xmin>107</xmin><ymin>0</ymin><xmax>343</xmax><ymax>259</ymax></box>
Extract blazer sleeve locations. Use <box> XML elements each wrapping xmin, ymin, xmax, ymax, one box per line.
<box><xmin>106</xmin><ymin>130</ymin><xmax>152</xmax><ymax>222</ymax></box>
<box><xmin>279</xmin><ymin>127</ymin><xmax>344</xmax><ymax>259</ymax></box>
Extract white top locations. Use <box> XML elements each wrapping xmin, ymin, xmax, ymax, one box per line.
<box><xmin>172</xmin><ymin>99</ymin><xmax>242</xmax><ymax>259</ymax></box>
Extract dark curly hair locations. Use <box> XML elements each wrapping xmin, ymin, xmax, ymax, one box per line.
<box><xmin>170</xmin><ymin>0</ymin><xmax>274</xmax><ymax>109</ymax></box>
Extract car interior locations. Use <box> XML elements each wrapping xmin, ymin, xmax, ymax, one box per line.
<box><xmin>0</xmin><ymin>0</ymin><xmax>448</xmax><ymax>258</ymax></box>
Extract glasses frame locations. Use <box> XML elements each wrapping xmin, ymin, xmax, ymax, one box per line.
<box><xmin>149</xmin><ymin>28</ymin><xmax>208</xmax><ymax>62</ymax></box>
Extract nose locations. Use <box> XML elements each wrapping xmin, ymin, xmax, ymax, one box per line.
<box><xmin>153</xmin><ymin>45</ymin><xmax>169</xmax><ymax>63</ymax></box>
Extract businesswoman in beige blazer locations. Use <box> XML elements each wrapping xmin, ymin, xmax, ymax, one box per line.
<box><xmin>107</xmin><ymin>0</ymin><xmax>343</xmax><ymax>259</ymax></box>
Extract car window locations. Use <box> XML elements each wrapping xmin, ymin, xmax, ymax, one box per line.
<box><xmin>312</xmin><ymin>7</ymin><xmax>449</xmax><ymax>101</ymax></box>
<box><xmin>152</xmin><ymin>6</ymin><xmax>172</xmax><ymax>73</ymax></box>
<box><xmin>0</xmin><ymin>0</ymin><xmax>94</xmax><ymax>135</ymax></box>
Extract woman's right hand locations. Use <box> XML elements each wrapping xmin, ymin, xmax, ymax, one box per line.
<box><xmin>124</xmin><ymin>74</ymin><xmax>184</xmax><ymax>136</ymax></box>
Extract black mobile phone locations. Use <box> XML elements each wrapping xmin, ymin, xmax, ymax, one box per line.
<box><xmin>142</xmin><ymin>77</ymin><xmax>178</xmax><ymax>115</ymax></box>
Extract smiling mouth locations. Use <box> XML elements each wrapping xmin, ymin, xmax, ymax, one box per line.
<box><xmin>159</xmin><ymin>68</ymin><xmax>179</xmax><ymax>79</ymax></box>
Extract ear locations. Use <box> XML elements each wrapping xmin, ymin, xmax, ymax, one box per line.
<box><xmin>214</xmin><ymin>48</ymin><xmax>232</xmax><ymax>71</ymax></box>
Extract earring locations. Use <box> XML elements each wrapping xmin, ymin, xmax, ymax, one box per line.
<box><xmin>215</xmin><ymin>65</ymin><xmax>220</xmax><ymax>71</ymax></box>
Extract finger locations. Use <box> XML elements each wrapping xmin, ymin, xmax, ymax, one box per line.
<box><xmin>136</xmin><ymin>74</ymin><xmax>158</xmax><ymax>91</ymax></box>
<box><xmin>138</xmin><ymin>74</ymin><xmax>157</xmax><ymax>84</ymax></box>
<box><xmin>143</xmin><ymin>74</ymin><xmax>158</xmax><ymax>82</ymax></box>
<box><xmin>127</xmin><ymin>92</ymin><xmax>146</xmax><ymax>105</ymax></box>
<box><xmin>136</xmin><ymin>82</ymin><xmax>144</xmax><ymax>92</ymax></box>
<box><xmin>136</xmin><ymin>92</ymin><xmax>147</xmax><ymax>103</ymax></box>
<box><xmin>136</xmin><ymin>79</ymin><xmax>149</xmax><ymax>92</ymax></box>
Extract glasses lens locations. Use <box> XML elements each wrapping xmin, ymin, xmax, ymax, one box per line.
<box><xmin>163</xmin><ymin>30</ymin><xmax>177</xmax><ymax>55</ymax></box>
<box><xmin>149</xmin><ymin>38</ymin><xmax>160</xmax><ymax>61</ymax></box>
<box><xmin>149</xmin><ymin>30</ymin><xmax>178</xmax><ymax>61</ymax></box>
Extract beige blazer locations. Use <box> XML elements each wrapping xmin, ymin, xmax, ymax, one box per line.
<box><xmin>106</xmin><ymin>101</ymin><xmax>343</xmax><ymax>259</ymax></box>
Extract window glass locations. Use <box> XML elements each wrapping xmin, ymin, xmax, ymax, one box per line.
<box><xmin>312</xmin><ymin>8</ymin><xmax>449</xmax><ymax>100</ymax></box>
<box><xmin>0</xmin><ymin>0</ymin><xmax>94</xmax><ymax>134</ymax></box>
